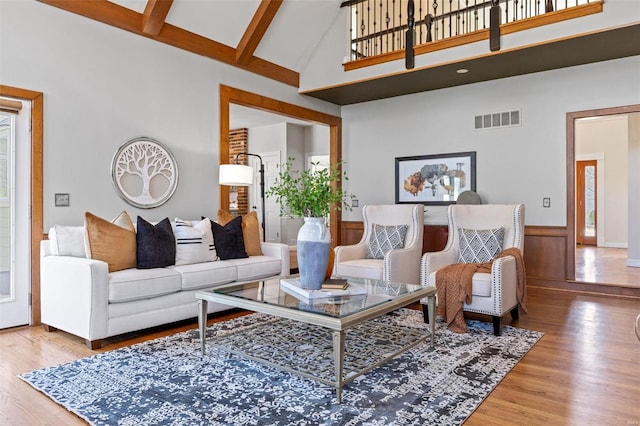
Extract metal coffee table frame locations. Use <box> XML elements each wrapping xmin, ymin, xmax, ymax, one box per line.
<box><xmin>196</xmin><ymin>277</ymin><xmax>436</xmax><ymax>403</ymax></box>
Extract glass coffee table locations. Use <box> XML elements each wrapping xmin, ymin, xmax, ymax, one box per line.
<box><xmin>196</xmin><ymin>276</ymin><xmax>436</xmax><ymax>403</ymax></box>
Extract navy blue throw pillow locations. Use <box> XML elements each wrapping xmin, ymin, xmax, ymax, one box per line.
<box><xmin>136</xmin><ymin>217</ymin><xmax>176</xmax><ymax>269</ymax></box>
<box><xmin>210</xmin><ymin>216</ymin><xmax>248</xmax><ymax>260</ymax></box>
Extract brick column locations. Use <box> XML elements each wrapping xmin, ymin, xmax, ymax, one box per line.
<box><xmin>229</xmin><ymin>128</ymin><xmax>249</xmax><ymax>215</ymax></box>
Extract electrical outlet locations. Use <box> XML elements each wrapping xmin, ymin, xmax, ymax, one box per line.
<box><xmin>351</xmin><ymin>199</ymin><xmax>359</xmax><ymax>208</ymax></box>
<box><xmin>543</xmin><ymin>197</ymin><xmax>550</xmax><ymax>208</ymax></box>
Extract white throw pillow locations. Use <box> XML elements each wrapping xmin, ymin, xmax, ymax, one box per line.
<box><xmin>48</xmin><ymin>225</ymin><xmax>87</xmax><ymax>257</ymax></box>
<box><xmin>173</xmin><ymin>218</ymin><xmax>217</xmax><ymax>265</ymax></box>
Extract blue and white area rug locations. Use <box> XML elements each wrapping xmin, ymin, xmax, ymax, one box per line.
<box><xmin>20</xmin><ymin>309</ymin><xmax>542</xmax><ymax>425</ymax></box>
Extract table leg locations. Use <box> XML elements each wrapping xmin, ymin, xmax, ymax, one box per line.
<box><xmin>427</xmin><ymin>295</ymin><xmax>436</xmax><ymax>346</ymax></box>
<box><xmin>332</xmin><ymin>330</ymin><xmax>345</xmax><ymax>403</ymax></box>
<box><xmin>198</xmin><ymin>299</ymin><xmax>208</xmax><ymax>355</ymax></box>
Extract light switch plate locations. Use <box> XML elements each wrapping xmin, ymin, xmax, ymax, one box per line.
<box><xmin>543</xmin><ymin>197</ymin><xmax>550</xmax><ymax>208</ymax></box>
<box><xmin>55</xmin><ymin>193</ymin><xmax>70</xmax><ymax>207</ymax></box>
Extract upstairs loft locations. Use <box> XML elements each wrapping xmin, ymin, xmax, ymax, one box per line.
<box><xmin>342</xmin><ymin>0</ymin><xmax>600</xmax><ymax>68</ymax></box>
<box><xmin>302</xmin><ymin>0</ymin><xmax>640</xmax><ymax>105</ymax></box>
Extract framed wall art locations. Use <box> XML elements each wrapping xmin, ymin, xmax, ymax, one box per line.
<box><xmin>395</xmin><ymin>151</ymin><xmax>476</xmax><ymax>205</ymax></box>
<box><xmin>111</xmin><ymin>137</ymin><xmax>179</xmax><ymax>209</ymax></box>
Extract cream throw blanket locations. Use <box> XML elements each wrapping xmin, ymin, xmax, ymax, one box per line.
<box><xmin>435</xmin><ymin>247</ymin><xmax>528</xmax><ymax>333</ymax></box>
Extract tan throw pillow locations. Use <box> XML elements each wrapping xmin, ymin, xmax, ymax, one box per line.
<box><xmin>217</xmin><ymin>209</ymin><xmax>263</xmax><ymax>256</ymax></box>
<box><xmin>84</xmin><ymin>211</ymin><xmax>136</xmax><ymax>272</ymax></box>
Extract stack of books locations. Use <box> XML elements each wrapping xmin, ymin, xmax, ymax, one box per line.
<box><xmin>320</xmin><ymin>278</ymin><xmax>349</xmax><ymax>290</ymax></box>
<box><xmin>280</xmin><ymin>278</ymin><xmax>367</xmax><ymax>300</ymax></box>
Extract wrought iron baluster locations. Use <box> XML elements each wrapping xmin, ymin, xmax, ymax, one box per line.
<box><xmin>399</xmin><ymin>0</ymin><xmax>403</xmax><ymax>49</ymax></box>
<box><xmin>418</xmin><ymin>0</ymin><xmax>423</xmax><ymax>43</ymax></box>
<box><xmin>448</xmin><ymin>0</ymin><xmax>453</xmax><ymax>37</ymax></box>
<box><xmin>432</xmin><ymin>0</ymin><xmax>439</xmax><ymax>41</ymax></box>
<box><xmin>474</xmin><ymin>0</ymin><xmax>478</xmax><ymax>31</ymax></box>
<box><xmin>385</xmin><ymin>0</ymin><xmax>391</xmax><ymax>53</ymax></box>
<box><xmin>425</xmin><ymin>13</ymin><xmax>433</xmax><ymax>41</ymax></box>
<box><xmin>392</xmin><ymin>0</ymin><xmax>396</xmax><ymax>50</ymax></box>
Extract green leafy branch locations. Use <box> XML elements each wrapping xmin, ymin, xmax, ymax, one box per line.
<box><xmin>266</xmin><ymin>158</ymin><xmax>356</xmax><ymax>218</ymax></box>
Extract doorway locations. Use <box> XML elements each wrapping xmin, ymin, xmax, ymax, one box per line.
<box><xmin>219</xmin><ymin>85</ymin><xmax>342</xmax><ymax>245</ymax></box>
<box><xmin>567</xmin><ymin>104</ymin><xmax>640</xmax><ymax>288</ymax></box>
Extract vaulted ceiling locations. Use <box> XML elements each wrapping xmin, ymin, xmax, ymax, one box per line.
<box><xmin>36</xmin><ymin>1</ymin><xmax>640</xmax><ymax>107</ymax></box>
<box><xmin>38</xmin><ymin>0</ymin><xmax>342</xmax><ymax>88</ymax></box>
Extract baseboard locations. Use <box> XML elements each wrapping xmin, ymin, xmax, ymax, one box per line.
<box><xmin>627</xmin><ymin>259</ymin><xmax>640</xmax><ymax>268</ymax></box>
<box><xmin>602</xmin><ymin>242</ymin><xmax>628</xmax><ymax>248</ymax></box>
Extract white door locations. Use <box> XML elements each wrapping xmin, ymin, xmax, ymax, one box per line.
<box><xmin>249</xmin><ymin>151</ymin><xmax>281</xmax><ymax>243</ymax></box>
<box><xmin>0</xmin><ymin>101</ymin><xmax>31</xmax><ymax>328</ymax></box>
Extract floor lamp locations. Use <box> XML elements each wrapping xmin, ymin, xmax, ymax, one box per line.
<box><xmin>219</xmin><ymin>153</ymin><xmax>266</xmax><ymax>242</ymax></box>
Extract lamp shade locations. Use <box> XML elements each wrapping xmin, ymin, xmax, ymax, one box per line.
<box><xmin>219</xmin><ymin>164</ymin><xmax>254</xmax><ymax>186</ymax></box>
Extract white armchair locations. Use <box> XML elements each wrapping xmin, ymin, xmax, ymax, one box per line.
<box><xmin>421</xmin><ymin>204</ymin><xmax>525</xmax><ymax>335</ymax></box>
<box><xmin>333</xmin><ymin>204</ymin><xmax>424</xmax><ymax>285</ymax></box>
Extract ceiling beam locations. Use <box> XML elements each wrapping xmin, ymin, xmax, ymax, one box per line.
<box><xmin>142</xmin><ymin>0</ymin><xmax>173</xmax><ymax>36</ymax></box>
<box><xmin>236</xmin><ymin>0</ymin><xmax>283</xmax><ymax>66</ymax></box>
<box><xmin>37</xmin><ymin>0</ymin><xmax>299</xmax><ymax>87</ymax></box>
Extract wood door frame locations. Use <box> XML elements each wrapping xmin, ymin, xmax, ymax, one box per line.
<box><xmin>219</xmin><ymin>85</ymin><xmax>343</xmax><ymax>245</ymax></box>
<box><xmin>566</xmin><ymin>104</ymin><xmax>640</xmax><ymax>281</ymax></box>
<box><xmin>0</xmin><ymin>85</ymin><xmax>44</xmax><ymax>325</ymax></box>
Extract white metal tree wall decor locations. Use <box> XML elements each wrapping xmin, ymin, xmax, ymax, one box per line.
<box><xmin>111</xmin><ymin>137</ymin><xmax>178</xmax><ymax>209</ymax></box>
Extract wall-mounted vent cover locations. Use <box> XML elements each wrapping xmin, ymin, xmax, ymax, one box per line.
<box><xmin>474</xmin><ymin>110</ymin><xmax>520</xmax><ymax>129</ymax></box>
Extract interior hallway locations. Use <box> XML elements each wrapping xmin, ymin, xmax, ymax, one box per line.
<box><xmin>575</xmin><ymin>246</ymin><xmax>640</xmax><ymax>288</ymax></box>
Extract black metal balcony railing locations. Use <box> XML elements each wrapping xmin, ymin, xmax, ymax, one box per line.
<box><xmin>341</xmin><ymin>0</ymin><xmax>593</xmax><ymax>61</ymax></box>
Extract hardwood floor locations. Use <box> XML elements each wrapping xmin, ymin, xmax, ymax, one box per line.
<box><xmin>1</xmin><ymin>288</ymin><xmax>639</xmax><ymax>425</ymax></box>
<box><xmin>576</xmin><ymin>246</ymin><xmax>640</xmax><ymax>288</ymax></box>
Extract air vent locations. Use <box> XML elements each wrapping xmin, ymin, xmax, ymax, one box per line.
<box><xmin>474</xmin><ymin>110</ymin><xmax>520</xmax><ymax>129</ymax></box>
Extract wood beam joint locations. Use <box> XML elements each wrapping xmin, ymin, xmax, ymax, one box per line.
<box><xmin>37</xmin><ymin>0</ymin><xmax>298</xmax><ymax>87</ymax></box>
<box><xmin>142</xmin><ymin>0</ymin><xmax>173</xmax><ymax>36</ymax></box>
<box><xmin>236</xmin><ymin>0</ymin><xmax>283</xmax><ymax>66</ymax></box>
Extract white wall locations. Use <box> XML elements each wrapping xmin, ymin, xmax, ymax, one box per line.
<box><xmin>340</xmin><ymin>56</ymin><xmax>640</xmax><ymax>225</ymax></box>
<box><xmin>628</xmin><ymin>113</ymin><xmax>640</xmax><ymax>266</ymax></box>
<box><xmin>0</xmin><ymin>1</ymin><xmax>339</xmax><ymax>230</ymax></box>
<box><xmin>576</xmin><ymin>115</ymin><xmax>628</xmax><ymax>248</ymax></box>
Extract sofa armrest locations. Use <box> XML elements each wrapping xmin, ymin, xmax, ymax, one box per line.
<box><xmin>40</xmin><ymin>254</ymin><xmax>110</xmax><ymax>341</ymax></box>
<box><xmin>420</xmin><ymin>247</ymin><xmax>459</xmax><ymax>287</ymax></box>
<box><xmin>259</xmin><ymin>242</ymin><xmax>290</xmax><ymax>276</ymax></box>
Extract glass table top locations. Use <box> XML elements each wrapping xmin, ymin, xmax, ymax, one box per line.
<box><xmin>206</xmin><ymin>276</ymin><xmax>429</xmax><ymax>319</ymax></box>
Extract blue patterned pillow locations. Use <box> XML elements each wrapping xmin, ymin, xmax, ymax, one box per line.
<box><xmin>458</xmin><ymin>227</ymin><xmax>505</xmax><ymax>263</ymax></box>
<box><xmin>367</xmin><ymin>224</ymin><xmax>409</xmax><ymax>259</ymax></box>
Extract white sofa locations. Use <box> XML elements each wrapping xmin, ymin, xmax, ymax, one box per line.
<box><xmin>41</xmin><ymin>229</ymin><xmax>289</xmax><ymax>349</ymax></box>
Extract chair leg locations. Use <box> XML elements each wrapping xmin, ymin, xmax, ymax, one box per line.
<box><xmin>422</xmin><ymin>304</ymin><xmax>429</xmax><ymax>324</ymax></box>
<box><xmin>492</xmin><ymin>316</ymin><xmax>503</xmax><ymax>336</ymax></box>
<box><xmin>510</xmin><ymin>306</ymin><xmax>519</xmax><ymax>321</ymax></box>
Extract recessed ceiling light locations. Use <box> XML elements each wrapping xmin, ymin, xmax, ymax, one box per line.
<box><xmin>456</xmin><ymin>68</ymin><xmax>469</xmax><ymax>74</ymax></box>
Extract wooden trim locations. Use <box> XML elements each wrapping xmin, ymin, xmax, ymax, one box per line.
<box><xmin>524</xmin><ymin>225</ymin><xmax>567</xmax><ymax>237</ymax></box>
<box><xmin>236</xmin><ymin>0</ymin><xmax>283</xmax><ymax>66</ymax></box>
<box><xmin>566</xmin><ymin>104</ymin><xmax>640</xmax><ymax>284</ymax></box>
<box><xmin>37</xmin><ymin>0</ymin><xmax>299</xmax><ymax>87</ymax></box>
<box><xmin>0</xmin><ymin>99</ymin><xmax>23</xmax><ymax>112</ymax></box>
<box><xmin>501</xmin><ymin>2</ymin><xmax>603</xmax><ymax>35</ymax></box>
<box><xmin>343</xmin><ymin>2</ymin><xmax>603</xmax><ymax>71</ymax></box>
<box><xmin>142</xmin><ymin>0</ymin><xmax>173</xmax><ymax>36</ymax></box>
<box><xmin>218</xmin><ymin>85</ymin><xmax>343</xmax><ymax>245</ymax></box>
<box><xmin>0</xmin><ymin>85</ymin><xmax>44</xmax><ymax>325</ymax></box>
